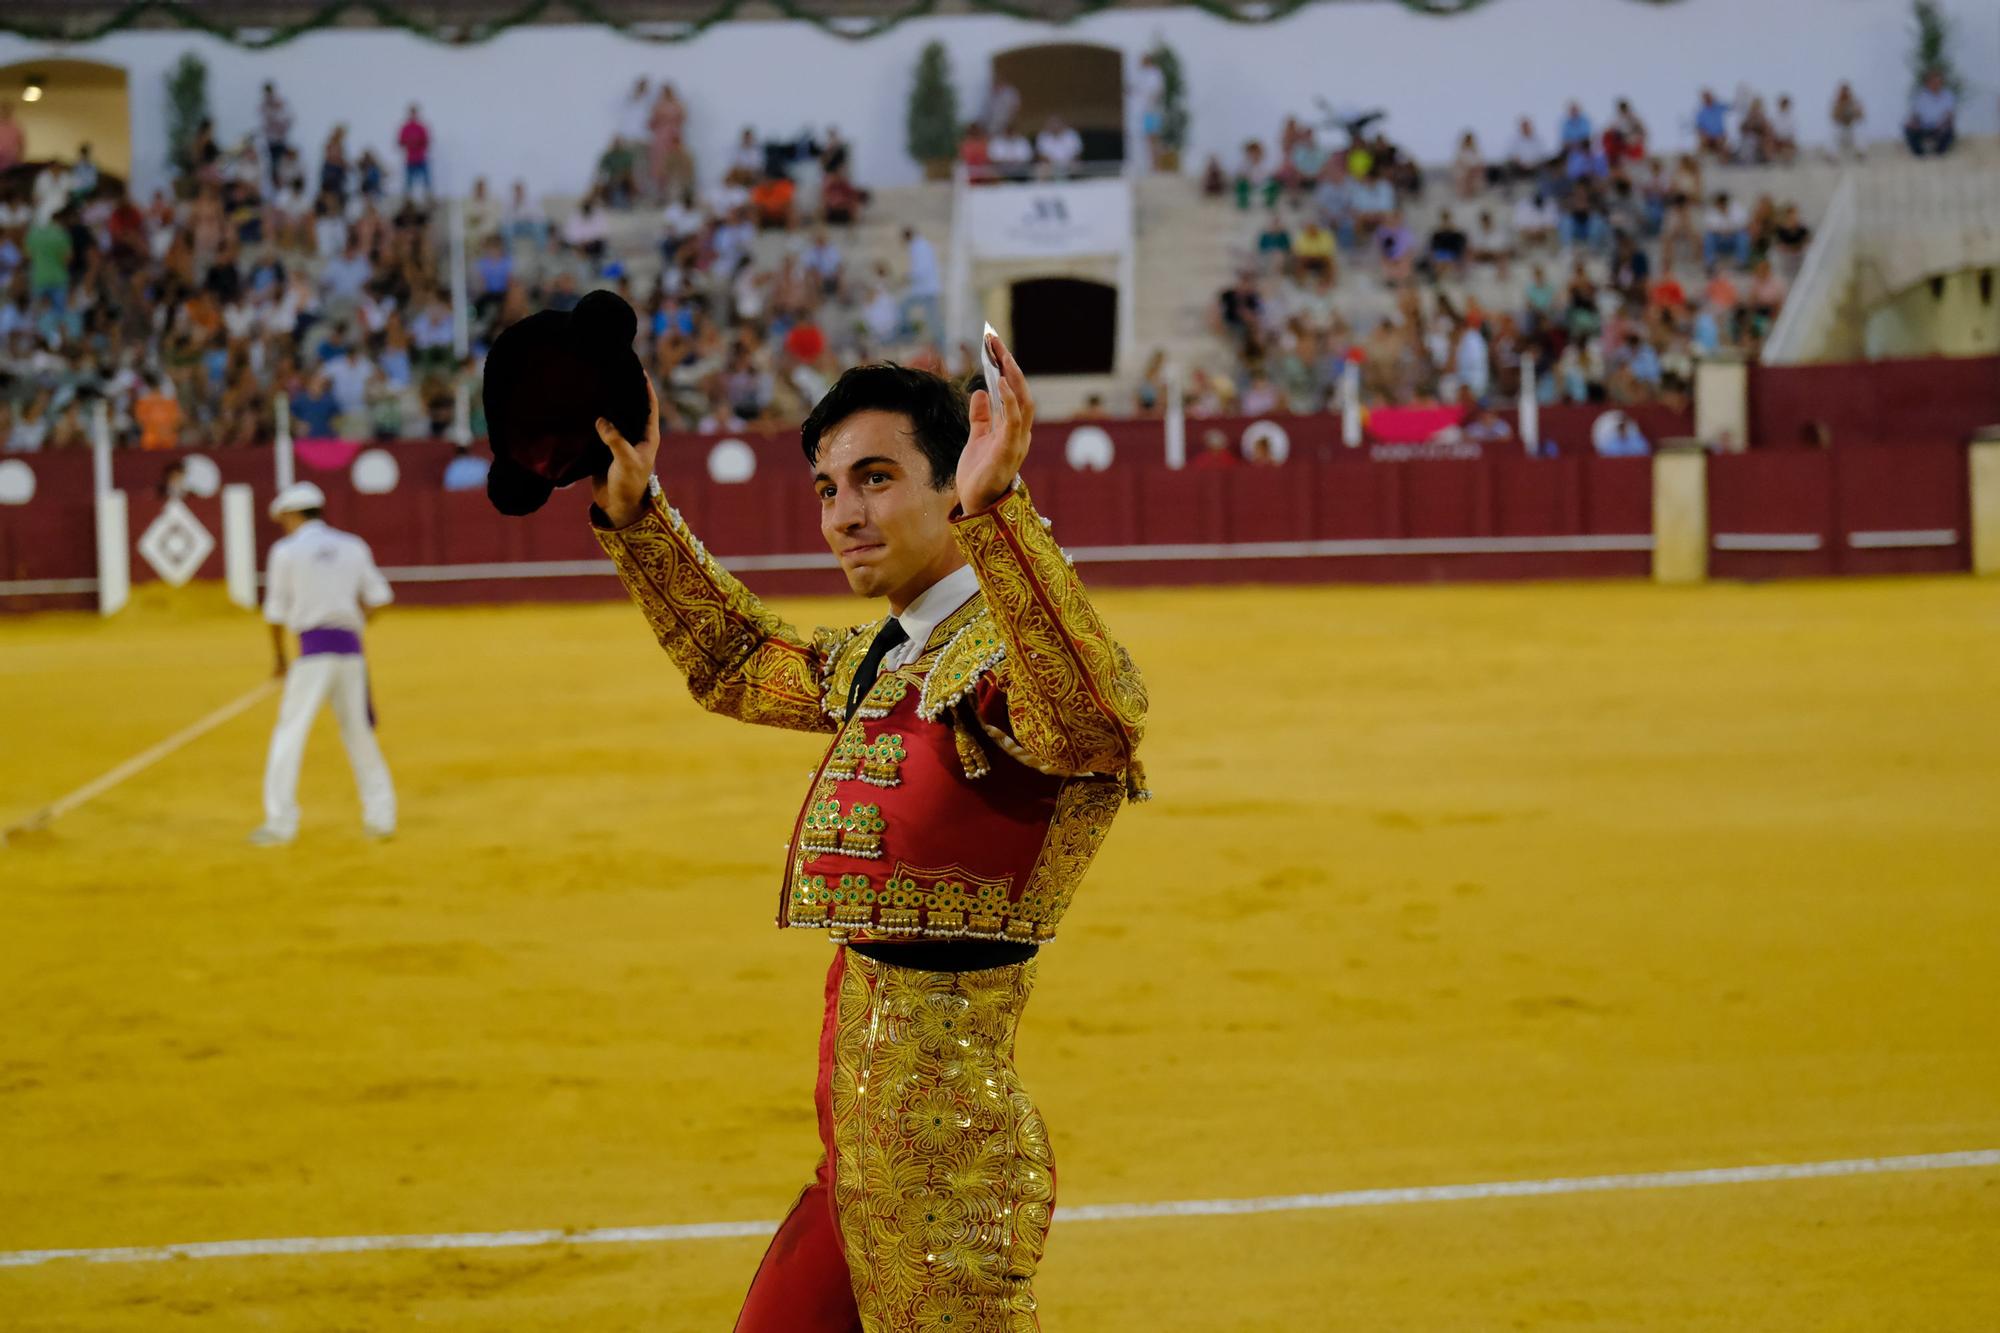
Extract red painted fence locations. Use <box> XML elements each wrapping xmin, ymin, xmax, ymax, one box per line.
<box><xmin>0</xmin><ymin>406</ymin><xmax>1974</xmax><ymax>614</ymax></box>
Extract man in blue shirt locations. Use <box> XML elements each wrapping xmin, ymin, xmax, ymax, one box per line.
<box><xmin>1560</xmin><ymin>102</ymin><xmax>1593</xmax><ymax>150</ymax></box>
<box><xmin>442</xmin><ymin>443</ymin><xmax>489</xmax><ymax>491</ymax></box>
<box><xmin>290</xmin><ymin>372</ymin><xmax>341</xmax><ymax>437</ymax></box>
<box><xmin>1694</xmin><ymin>90</ymin><xmax>1730</xmax><ymax>156</ymax></box>
<box><xmin>1905</xmin><ymin>70</ymin><xmax>1957</xmax><ymax>156</ymax></box>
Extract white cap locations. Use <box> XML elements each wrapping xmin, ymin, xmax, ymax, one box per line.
<box><xmin>269</xmin><ymin>481</ymin><xmax>327</xmax><ymax>518</ymax></box>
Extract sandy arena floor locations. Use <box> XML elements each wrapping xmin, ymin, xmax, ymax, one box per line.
<box><xmin>3</xmin><ymin>577</ymin><xmax>1998</xmax><ymax>1330</ymax></box>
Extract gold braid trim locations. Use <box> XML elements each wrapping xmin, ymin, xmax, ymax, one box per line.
<box><xmin>952</xmin><ymin>485</ymin><xmax>1149</xmax><ymax>795</ymax></box>
<box><xmin>594</xmin><ymin>482</ymin><xmax>845</xmax><ymax>734</ymax></box>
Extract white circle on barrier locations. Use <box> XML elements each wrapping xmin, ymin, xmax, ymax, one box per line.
<box><xmin>1065</xmin><ymin>425</ymin><xmax>1115</xmax><ymax>472</ymax></box>
<box><xmin>180</xmin><ymin>453</ymin><xmax>222</xmax><ymax>498</ymax></box>
<box><xmin>1241</xmin><ymin>419</ymin><xmax>1291</xmax><ymax>463</ymax></box>
<box><xmin>708</xmin><ymin>438</ymin><xmax>756</xmax><ymax>484</ymax></box>
<box><xmin>351</xmin><ymin>449</ymin><xmax>400</xmax><ymax>495</ymax></box>
<box><xmin>0</xmin><ymin>458</ymin><xmax>34</xmax><ymax>505</ymax></box>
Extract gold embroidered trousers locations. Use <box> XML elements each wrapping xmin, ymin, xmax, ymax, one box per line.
<box><xmin>737</xmin><ymin>949</ymin><xmax>1053</xmax><ymax>1332</ymax></box>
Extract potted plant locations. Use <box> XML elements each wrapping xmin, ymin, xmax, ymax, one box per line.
<box><xmin>166</xmin><ymin>52</ymin><xmax>209</xmax><ymax>192</ymax></box>
<box><xmin>1148</xmin><ymin>40</ymin><xmax>1189</xmax><ymax>173</ymax></box>
<box><xmin>1908</xmin><ymin>0</ymin><xmax>1962</xmax><ymax>94</ymax></box>
<box><xmin>906</xmin><ymin>40</ymin><xmax>960</xmax><ymax>182</ymax></box>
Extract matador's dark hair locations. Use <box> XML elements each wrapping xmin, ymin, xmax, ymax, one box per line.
<box><xmin>799</xmin><ymin>363</ymin><xmax>974</xmax><ymax>490</ymax></box>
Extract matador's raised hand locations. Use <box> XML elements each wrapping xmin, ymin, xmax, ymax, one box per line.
<box><xmin>592</xmin><ymin>373</ymin><xmax>663</xmax><ymax>530</ymax></box>
<box><xmin>958</xmin><ymin>332</ymin><xmax>1034</xmax><ymax>517</ymax></box>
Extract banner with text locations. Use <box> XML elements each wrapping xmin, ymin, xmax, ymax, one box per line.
<box><xmin>965</xmin><ymin>179</ymin><xmax>1133</xmax><ymax>260</ymax></box>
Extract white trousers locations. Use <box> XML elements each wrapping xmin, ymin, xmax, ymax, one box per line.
<box><xmin>262</xmin><ymin>653</ymin><xmax>396</xmax><ymax>836</ymax></box>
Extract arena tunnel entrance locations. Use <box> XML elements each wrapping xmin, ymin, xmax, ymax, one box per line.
<box><xmin>1008</xmin><ymin>276</ymin><xmax>1117</xmax><ymax>376</ymax></box>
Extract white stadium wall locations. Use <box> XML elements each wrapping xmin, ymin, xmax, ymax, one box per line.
<box><xmin>0</xmin><ymin>0</ymin><xmax>1994</xmax><ymax>200</ymax></box>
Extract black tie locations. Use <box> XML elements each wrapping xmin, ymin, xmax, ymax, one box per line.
<box><xmin>845</xmin><ymin>618</ymin><xmax>910</xmax><ymax>721</ymax></box>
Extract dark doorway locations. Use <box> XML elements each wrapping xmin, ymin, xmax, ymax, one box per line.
<box><xmin>1010</xmin><ymin>278</ymin><xmax>1116</xmax><ymax>375</ymax></box>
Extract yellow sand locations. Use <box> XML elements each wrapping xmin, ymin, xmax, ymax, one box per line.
<box><xmin>4</xmin><ymin>577</ymin><xmax>1998</xmax><ymax>1330</ymax></box>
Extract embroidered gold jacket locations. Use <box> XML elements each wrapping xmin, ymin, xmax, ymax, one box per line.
<box><xmin>595</xmin><ymin>479</ymin><xmax>1148</xmax><ymax>944</ymax></box>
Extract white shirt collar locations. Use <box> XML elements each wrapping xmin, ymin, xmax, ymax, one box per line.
<box><xmin>886</xmin><ymin>564</ymin><xmax>979</xmax><ymax>665</ymax></box>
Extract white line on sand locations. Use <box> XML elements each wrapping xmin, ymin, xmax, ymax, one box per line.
<box><xmin>2</xmin><ymin>681</ymin><xmax>277</xmax><ymax>842</ymax></box>
<box><xmin>4</xmin><ymin>1148</ymin><xmax>1994</xmax><ymax>1270</ymax></box>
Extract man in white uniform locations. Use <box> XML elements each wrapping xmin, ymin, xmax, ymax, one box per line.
<box><xmin>250</xmin><ymin>483</ymin><xmax>397</xmax><ymax>845</ymax></box>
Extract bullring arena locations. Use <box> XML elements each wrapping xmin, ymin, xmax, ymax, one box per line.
<box><xmin>5</xmin><ymin>0</ymin><xmax>2000</xmax><ymax>1328</ymax></box>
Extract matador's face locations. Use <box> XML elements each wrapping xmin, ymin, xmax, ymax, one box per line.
<box><xmin>813</xmin><ymin>410</ymin><xmax>963</xmax><ymax>614</ymax></box>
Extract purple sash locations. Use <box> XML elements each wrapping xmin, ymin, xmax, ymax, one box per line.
<box><xmin>297</xmin><ymin>627</ymin><xmax>376</xmax><ymax>727</ymax></box>
<box><xmin>299</xmin><ymin>627</ymin><xmax>363</xmax><ymax>656</ymax></box>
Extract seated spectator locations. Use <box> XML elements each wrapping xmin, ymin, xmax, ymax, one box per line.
<box><xmin>750</xmin><ymin>172</ymin><xmax>797</xmax><ymax>230</ymax></box>
<box><xmin>1293</xmin><ymin>218</ymin><xmax>1337</xmax><ymax>279</ymax></box>
<box><xmin>7</xmin><ymin>391</ymin><xmax>51</xmax><ymax>452</ymax></box>
<box><xmin>1691</xmin><ymin>299</ymin><xmax>1723</xmax><ymax>355</ymax></box>
<box><xmin>1832</xmin><ymin>82</ymin><xmax>1865</xmax><ymax>159</ymax></box>
<box><xmin>1694</xmin><ymin>89</ymin><xmax>1730</xmax><ymax>157</ymax></box>
<box><xmin>1189</xmin><ymin>427</ymin><xmax>1243</xmax><ymax>470</ymax></box>
<box><xmin>1246</xmin><ymin>436</ymin><xmax>1282</xmax><ymax>468</ymax></box>
<box><xmin>504</xmin><ymin>180</ymin><xmax>548</xmax><ymax>249</ymax></box>
<box><xmin>1040</xmin><ymin>116</ymin><xmax>1088</xmax><ymax>179</ymax></box>
<box><xmin>1255</xmin><ymin>213</ymin><xmax>1292</xmax><ymax>266</ymax></box>
<box><xmin>1240</xmin><ymin>372</ymin><xmax>1280</xmax><ymax>416</ymax></box>
<box><xmin>1426</xmin><ymin>210</ymin><xmax>1469</xmax><ymax>277</ymax></box>
<box><xmin>595</xmin><ymin>137</ymin><xmax>638</xmax><ymax>208</ymax></box>
<box><xmin>1648</xmin><ymin>270</ymin><xmax>1689</xmax><ymax>316</ymax></box>
<box><xmin>473</xmin><ymin>235</ymin><xmax>512</xmax><ymax>315</ymax></box>
<box><xmin>1559</xmin><ymin>102</ymin><xmax>1592</xmax><ymax>151</ymax></box>
<box><xmin>1135</xmin><ymin>349</ymin><xmax>1168</xmax><ymax>414</ymax></box>
<box><xmin>1593</xmin><ymin>410</ymin><xmax>1650</xmax><ymax>457</ymax></box>
<box><xmin>1702</xmin><ymin>192</ymin><xmax>1750</xmax><ymax>267</ymax></box>
<box><xmin>1454</xmin><ymin>318</ymin><xmax>1490</xmax><ymax>400</ymax></box>
<box><xmin>133</xmin><ymin>377</ymin><xmax>182</xmax><ymax>450</ymax></box>
<box><xmin>1376</xmin><ymin>213</ymin><xmax>1416</xmax><ymax>284</ymax></box>
<box><xmin>1233</xmin><ymin>141</ymin><xmax>1278</xmax><ymax>211</ymax></box>
<box><xmin>1772</xmin><ymin>204</ymin><xmax>1811</xmax><ymax>272</ymax></box>
<box><xmin>819</xmin><ymin>126</ymin><xmax>851</xmax><ymax>178</ymax></box>
<box><xmin>1768</xmin><ymin>94</ymin><xmax>1800</xmax><ymax>163</ymax></box>
<box><xmin>1611</xmin><ymin>234</ymin><xmax>1651</xmax><ymax>293</ymax></box>
<box><xmin>1282</xmin><ymin>129</ymin><xmax>1326</xmax><ymax>196</ymax></box>
<box><xmin>1451</xmin><ymin>132</ymin><xmax>1484</xmax><ymax>199</ymax></box>
<box><xmin>821</xmin><ymin>168</ymin><xmax>868</xmax><ymax>224</ymax></box>
<box><xmin>1905</xmin><ymin>69</ymin><xmax>1956</xmax><ymax>156</ymax></box>
<box><xmin>959</xmin><ymin>124</ymin><xmax>991</xmax><ymax>181</ymax></box>
<box><xmin>443</xmin><ymin>442</ymin><xmax>488</xmax><ymax>490</ymax></box>
<box><xmin>1505</xmin><ymin>116</ymin><xmax>1548</xmax><ymax>188</ymax></box>
<box><xmin>1559</xmin><ymin>184</ymin><xmax>1607</xmax><ymax>251</ymax></box>
<box><xmin>1604</xmin><ymin>98</ymin><xmax>1647</xmax><ymax>163</ymax></box>
<box><xmin>1201</xmin><ymin>155</ymin><xmax>1227</xmax><ymax>199</ymax></box>
<box><xmin>1737</xmin><ymin>97</ymin><xmax>1775</xmax><ymax>163</ymax></box>
<box><xmin>726</xmin><ymin>127</ymin><xmax>763</xmax><ymax>186</ymax></box>
<box><xmin>1512</xmin><ymin>190</ymin><xmax>1558</xmax><ymax>249</ymax></box>
<box><xmin>1217</xmin><ymin>273</ymin><xmax>1265</xmax><ymax>356</ymax></box>
<box><xmin>1463</xmin><ymin>402</ymin><xmax>1513</xmax><ymax>442</ymax></box>
<box><xmin>1469</xmin><ymin>208</ymin><xmax>1514</xmax><ymax>276</ymax></box>
<box><xmin>561</xmin><ymin>197</ymin><xmax>610</xmax><ymax>262</ymax></box>
<box><xmin>988</xmin><ymin>125</ymin><xmax>1034</xmax><ymax>181</ymax></box>
<box><xmin>800</xmin><ymin>228</ymin><xmax>844</xmax><ymax>296</ymax></box>
<box><xmin>411</xmin><ymin>294</ymin><xmax>455</xmax><ymax>367</ymax></box>
<box><xmin>1744</xmin><ymin>258</ymin><xmax>1788</xmax><ymax>325</ymax></box>
<box><xmin>1703</xmin><ymin>264</ymin><xmax>1741</xmax><ymax>320</ymax></box>
<box><xmin>1564</xmin><ymin>137</ymin><xmax>1609</xmax><ymax>181</ymax></box>
<box><xmin>1349</xmin><ymin>169</ymin><xmax>1396</xmax><ymax>236</ymax></box>
<box><xmin>48</xmin><ymin>401</ymin><xmax>89</xmax><ymax>450</ymax></box>
<box><xmin>319</xmin><ymin>238</ymin><xmax>373</xmax><ymax>310</ymax></box>
<box><xmin>1614</xmin><ymin>333</ymin><xmax>1663</xmax><ymax>399</ymax></box>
